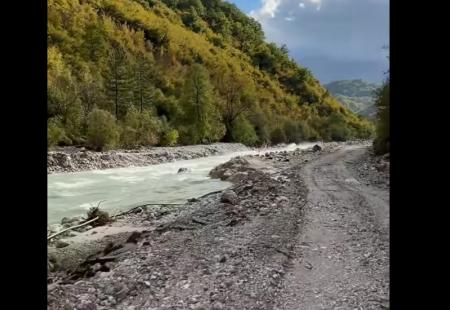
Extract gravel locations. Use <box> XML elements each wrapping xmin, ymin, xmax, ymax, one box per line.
<box><xmin>48</xmin><ymin>141</ymin><xmax>389</xmax><ymax>310</ymax></box>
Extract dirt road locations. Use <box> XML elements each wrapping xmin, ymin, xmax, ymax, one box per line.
<box><xmin>48</xmin><ymin>144</ymin><xmax>389</xmax><ymax>310</ymax></box>
<box><xmin>275</xmin><ymin>145</ymin><xmax>389</xmax><ymax>309</ymax></box>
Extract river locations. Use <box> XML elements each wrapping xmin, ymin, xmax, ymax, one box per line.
<box><xmin>48</xmin><ymin>142</ymin><xmax>318</xmax><ymax>224</ymax></box>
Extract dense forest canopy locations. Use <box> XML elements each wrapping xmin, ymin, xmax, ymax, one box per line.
<box><xmin>48</xmin><ymin>0</ymin><xmax>374</xmax><ymax>150</ymax></box>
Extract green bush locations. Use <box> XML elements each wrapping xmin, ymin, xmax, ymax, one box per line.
<box><xmin>86</xmin><ymin>109</ymin><xmax>119</xmax><ymax>151</ymax></box>
<box><xmin>325</xmin><ymin>113</ymin><xmax>352</xmax><ymax>142</ymax></box>
<box><xmin>231</xmin><ymin>117</ymin><xmax>258</xmax><ymax>146</ymax></box>
<box><xmin>120</xmin><ymin>126</ymin><xmax>139</xmax><ymax>149</ymax></box>
<box><xmin>48</xmin><ymin>117</ymin><xmax>70</xmax><ymax>148</ymax></box>
<box><xmin>161</xmin><ymin>129</ymin><xmax>179</xmax><ymax>146</ymax></box>
<box><xmin>373</xmin><ymin>80</ymin><xmax>389</xmax><ymax>155</ymax></box>
<box><xmin>283</xmin><ymin>119</ymin><xmax>309</xmax><ymax>143</ymax></box>
<box><xmin>120</xmin><ymin>107</ymin><xmax>160</xmax><ymax>148</ymax></box>
<box><xmin>271</xmin><ymin>127</ymin><xmax>287</xmax><ymax>145</ymax></box>
<box><xmin>328</xmin><ymin>123</ymin><xmax>351</xmax><ymax>141</ymax></box>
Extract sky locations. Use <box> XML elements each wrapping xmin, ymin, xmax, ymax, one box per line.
<box><xmin>227</xmin><ymin>0</ymin><xmax>389</xmax><ymax>84</ymax></box>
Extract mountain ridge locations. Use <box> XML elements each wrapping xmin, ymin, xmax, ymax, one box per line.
<box><xmin>325</xmin><ymin>79</ymin><xmax>379</xmax><ymax>119</ymax></box>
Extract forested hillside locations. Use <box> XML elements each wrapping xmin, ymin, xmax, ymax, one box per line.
<box><xmin>325</xmin><ymin>79</ymin><xmax>378</xmax><ymax>119</ymax></box>
<box><xmin>48</xmin><ymin>0</ymin><xmax>374</xmax><ymax>150</ymax></box>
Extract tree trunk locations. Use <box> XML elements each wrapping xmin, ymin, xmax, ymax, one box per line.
<box><xmin>222</xmin><ymin>121</ymin><xmax>233</xmax><ymax>142</ymax></box>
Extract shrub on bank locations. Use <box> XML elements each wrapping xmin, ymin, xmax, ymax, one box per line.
<box><xmin>86</xmin><ymin>109</ymin><xmax>119</xmax><ymax>151</ymax></box>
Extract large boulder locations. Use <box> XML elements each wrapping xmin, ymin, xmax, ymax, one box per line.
<box><xmin>177</xmin><ymin>167</ymin><xmax>191</xmax><ymax>174</ymax></box>
<box><xmin>209</xmin><ymin>157</ymin><xmax>251</xmax><ymax>181</ymax></box>
<box><xmin>312</xmin><ymin>144</ymin><xmax>322</xmax><ymax>152</ymax></box>
<box><xmin>220</xmin><ymin>190</ymin><xmax>238</xmax><ymax>205</ymax></box>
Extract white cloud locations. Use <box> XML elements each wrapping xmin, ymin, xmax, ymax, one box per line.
<box><xmin>250</xmin><ymin>0</ymin><xmax>282</xmax><ymax>19</ymax></box>
<box><xmin>247</xmin><ymin>0</ymin><xmax>389</xmax><ymax>82</ymax></box>
<box><xmin>251</xmin><ymin>0</ymin><xmax>323</xmax><ymax>19</ymax></box>
<box><xmin>299</xmin><ymin>0</ymin><xmax>321</xmax><ymax>10</ymax></box>
<box><xmin>308</xmin><ymin>0</ymin><xmax>322</xmax><ymax>10</ymax></box>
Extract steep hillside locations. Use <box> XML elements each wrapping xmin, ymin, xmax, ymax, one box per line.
<box><xmin>48</xmin><ymin>0</ymin><xmax>374</xmax><ymax>149</ymax></box>
<box><xmin>325</xmin><ymin>79</ymin><xmax>379</xmax><ymax>119</ymax></box>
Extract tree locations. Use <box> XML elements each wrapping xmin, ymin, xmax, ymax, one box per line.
<box><xmin>48</xmin><ymin>117</ymin><xmax>70</xmax><ymax>148</ymax></box>
<box><xmin>133</xmin><ymin>54</ymin><xmax>156</xmax><ymax>113</ymax></box>
<box><xmin>283</xmin><ymin>119</ymin><xmax>307</xmax><ymax>143</ymax></box>
<box><xmin>120</xmin><ymin>107</ymin><xmax>160</xmax><ymax>148</ymax></box>
<box><xmin>105</xmin><ymin>45</ymin><xmax>134</xmax><ymax>121</ymax></box>
<box><xmin>178</xmin><ymin>64</ymin><xmax>223</xmax><ymax>144</ymax></box>
<box><xmin>373</xmin><ymin>78</ymin><xmax>389</xmax><ymax>155</ymax></box>
<box><xmin>271</xmin><ymin>127</ymin><xmax>287</xmax><ymax>145</ymax></box>
<box><xmin>86</xmin><ymin>109</ymin><xmax>120</xmax><ymax>151</ymax></box>
<box><xmin>81</xmin><ymin>24</ymin><xmax>109</xmax><ymax>63</ymax></box>
<box><xmin>78</xmin><ymin>67</ymin><xmax>105</xmax><ymax>119</ymax></box>
<box><xmin>248</xmin><ymin>111</ymin><xmax>271</xmax><ymax>146</ymax></box>
<box><xmin>215</xmin><ymin>70</ymin><xmax>255</xmax><ymax>141</ymax></box>
<box><xmin>326</xmin><ymin>113</ymin><xmax>352</xmax><ymax>141</ymax></box>
<box><xmin>231</xmin><ymin>117</ymin><xmax>258</xmax><ymax>146</ymax></box>
<box><xmin>47</xmin><ymin>46</ymin><xmax>83</xmax><ymax>143</ymax></box>
<box><xmin>182</xmin><ymin>7</ymin><xmax>206</xmax><ymax>33</ymax></box>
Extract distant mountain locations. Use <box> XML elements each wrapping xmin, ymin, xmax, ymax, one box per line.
<box><xmin>325</xmin><ymin>79</ymin><xmax>379</xmax><ymax>119</ymax></box>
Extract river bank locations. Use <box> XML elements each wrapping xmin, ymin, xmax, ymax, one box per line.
<box><xmin>48</xmin><ymin>142</ymin><xmax>330</xmax><ymax>309</ymax></box>
<box><xmin>48</xmin><ymin>140</ymin><xmax>389</xmax><ymax>309</ymax></box>
<box><xmin>48</xmin><ymin>143</ymin><xmax>250</xmax><ymax>174</ymax></box>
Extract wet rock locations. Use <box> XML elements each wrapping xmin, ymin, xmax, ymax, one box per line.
<box><xmin>100</xmin><ymin>154</ymin><xmax>111</xmax><ymax>160</ymax></box>
<box><xmin>178</xmin><ymin>168</ymin><xmax>190</xmax><ymax>173</ymax></box>
<box><xmin>312</xmin><ymin>144</ymin><xmax>322</xmax><ymax>152</ymax></box>
<box><xmin>275</xmin><ymin>196</ymin><xmax>289</xmax><ymax>206</ymax></box>
<box><xmin>61</xmin><ymin>216</ymin><xmax>83</xmax><ymax>225</ymax></box>
<box><xmin>48</xmin><ymin>224</ymin><xmax>63</xmax><ymax>234</ymax></box>
<box><xmin>212</xmin><ymin>302</ymin><xmax>224</xmax><ymax>310</ymax></box>
<box><xmin>220</xmin><ymin>190</ymin><xmax>238</xmax><ymax>205</ymax></box>
<box><xmin>228</xmin><ymin>172</ymin><xmax>248</xmax><ymax>183</ymax></box>
<box><xmin>209</xmin><ymin>157</ymin><xmax>251</xmax><ymax>180</ymax></box>
<box><xmin>55</xmin><ymin>240</ymin><xmax>70</xmax><ymax>248</ymax></box>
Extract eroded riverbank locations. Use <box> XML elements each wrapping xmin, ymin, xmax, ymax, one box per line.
<box><xmin>48</xmin><ymin>143</ymin><xmax>250</xmax><ymax>174</ymax></box>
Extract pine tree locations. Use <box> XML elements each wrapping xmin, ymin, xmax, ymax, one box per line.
<box><xmin>133</xmin><ymin>54</ymin><xmax>156</xmax><ymax>113</ymax></box>
<box><xmin>105</xmin><ymin>45</ymin><xmax>134</xmax><ymax>121</ymax></box>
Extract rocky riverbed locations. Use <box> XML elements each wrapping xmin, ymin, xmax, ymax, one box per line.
<box><xmin>48</xmin><ymin>143</ymin><xmax>250</xmax><ymax>174</ymax></box>
<box><xmin>47</xmin><ymin>140</ymin><xmax>389</xmax><ymax>310</ymax></box>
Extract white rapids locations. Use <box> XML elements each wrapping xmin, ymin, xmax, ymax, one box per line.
<box><xmin>48</xmin><ymin>143</ymin><xmax>318</xmax><ymax>224</ymax></box>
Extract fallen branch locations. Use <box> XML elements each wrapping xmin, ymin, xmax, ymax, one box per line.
<box><xmin>85</xmin><ymin>255</ymin><xmax>117</xmax><ymax>264</ymax></box>
<box><xmin>192</xmin><ymin>217</ymin><xmax>208</xmax><ymax>225</ymax></box>
<box><xmin>47</xmin><ymin>216</ymin><xmax>99</xmax><ymax>241</ymax></box>
<box><xmin>112</xmin><ymin>206</ymin><xmax>142</xmax><ymax>218</ymax></box>
<box><xmin>111</xmin><ymin>203</ymin><xmax>184</xmax><ymax>219</ymax></box>
<box><xmin>197</xmin><ymin>190</ymin><xmax>223</xmax><ymax>199</ymax></box>
<box><xmin>144</xmin><ymin>203</ymin><xmax>184</xmax><ymax>206</ymax></box>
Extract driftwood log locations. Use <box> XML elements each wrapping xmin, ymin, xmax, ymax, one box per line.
<box><xmin>47</xmin><ymin>216</ymin><xmax>99</xmax><ymax>241</ymax></box>
<box><xmin>48</xmin><ymin>188</ymin><xmax>231</xmax><ymax>242</ymax></box>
